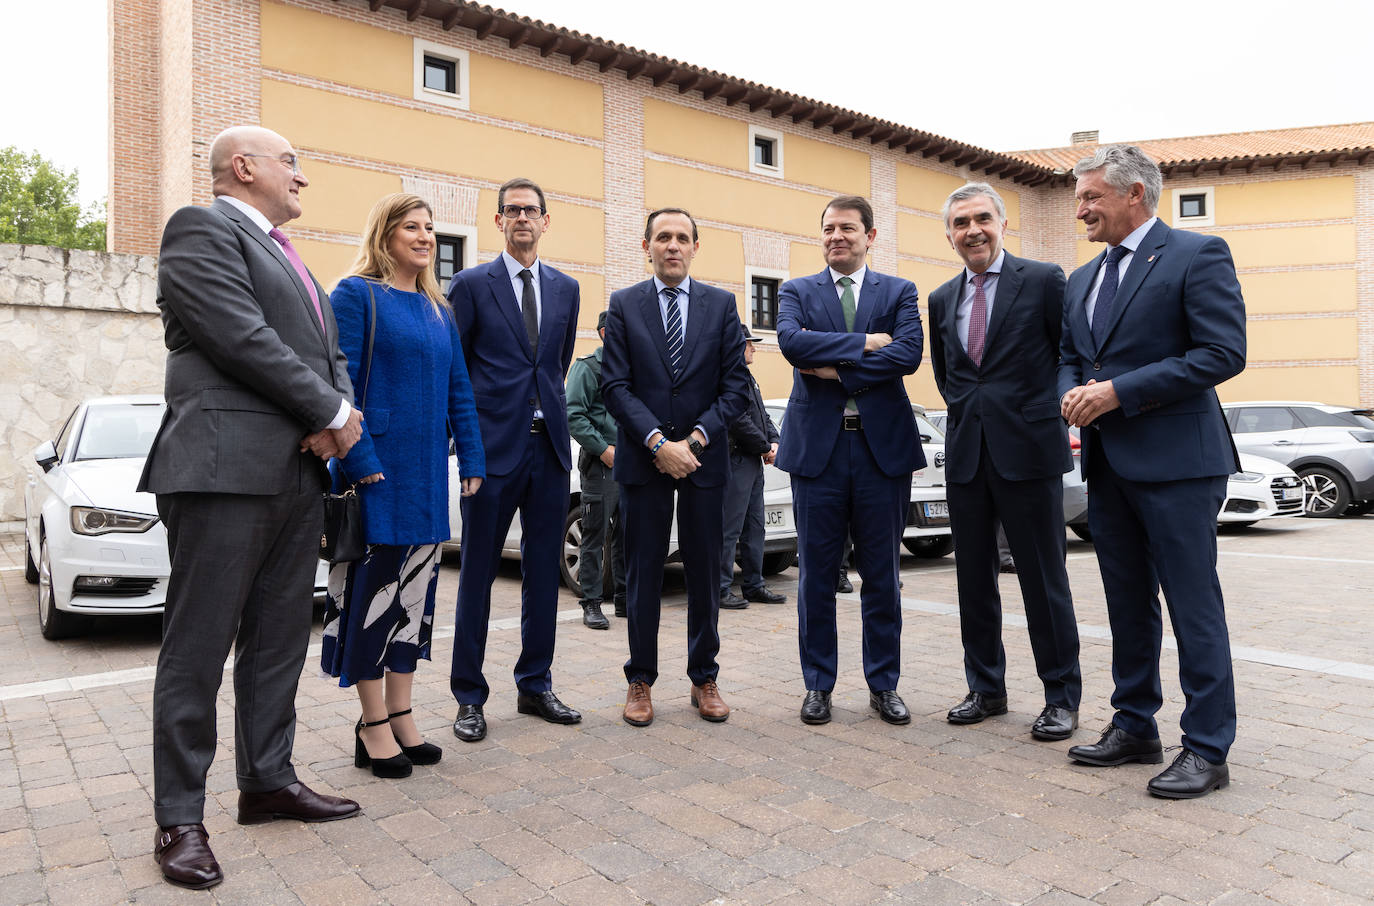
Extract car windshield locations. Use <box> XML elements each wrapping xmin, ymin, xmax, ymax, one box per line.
<box><xmin>73</xmin><ymin>403</ymin><xmax>166</xmax><ymax>461</ymax></box>
<box><xmin>1298</xmin><ymin>407</ymin><xmax>1374</xmax><ymax>430</ymax></box>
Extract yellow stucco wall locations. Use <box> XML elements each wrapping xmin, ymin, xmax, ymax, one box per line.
<box><xmin>260</xmin><ymin>1</ymin><xmax>411</xmax><ymax>95</ymax></box>
<box><xmin>295</xmin><ymin>238</ymin><xmax>362</xmax><ymax>291</ymax></box>
<box><xmin>469</xmin><ymin>54</ymin><xmax>603</xmax><ymax>140</ymax></box>
<box><xmin>1247</xmin><ymin>317</ymin><xmax>1358</xmax><ymax>361</ymax></box>
<box><xmin>643</xmin><ymin>98</ymin><xmax>745</xmax><ymax>171</ymax></box>
<box><xmin>1220</xmin><ymin>366</ymin><xmax>1359</xmax><ymax>404</ymax></box>
<box><xmin>1222</xmin><ymin>225</ymin><xmax>1356</xmax><ymax>268</ymax></box>
<box><xmin>292</xmin><ymin>161</ymin><xmax>403</xmax><ymax>236</ymax></box>
<box><xmin>644</xmin><ymin>160</ymin><xmax>829</xmax><ymax>233</ymax></box>
<box><xmin>1240</xmin><ymin>269</ymin><xmax>1357</xmax><ymax>314</ymax></box>
<box><xmin>785</xmin><ymin>133</ymin><xmax>870</xmax><ymax>196</ymax></box>
<box><xmin>1166</xmin><ymin>175</ymin><xmax>1355</xmax><ymax>227</ymax></box>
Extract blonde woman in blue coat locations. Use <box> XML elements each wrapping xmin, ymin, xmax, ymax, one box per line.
<box><xmin>321</xmin><ymin>193</ymin><xmax>485</xmax><ymax>777</ymax></box>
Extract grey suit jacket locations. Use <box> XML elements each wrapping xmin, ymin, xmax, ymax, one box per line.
<box><xmin>139</xmin><ymin>197</ymin><xmax>352</xmax><ymax>495</ymax></box>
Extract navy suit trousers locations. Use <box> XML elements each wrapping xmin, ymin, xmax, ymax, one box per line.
<box><xmin>450</xmin><ymin>431</ymin><xmax>568</xmax><ymax>704</ymax></box>
<box><xmin>793</xmin><ymin>430</ymin><xmax>909</xmax><ymax>692</ymax></box>
<box><xmin>1086</xmin><ymin>443</ymin><xmax>1235</xmax><ymax>763</ymax></box>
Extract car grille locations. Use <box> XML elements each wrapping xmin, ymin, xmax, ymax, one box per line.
<box><xmin>1271</xmin><ymin>478</ymin><xmax>1304</xmax><ymax>515</ymax></box>
<box><xmin>72</xmin><ymin>577</ymin><xmax>159</xmax><ymax>597</ymax></box>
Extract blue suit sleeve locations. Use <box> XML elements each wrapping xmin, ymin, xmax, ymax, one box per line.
<box><xmin>928</xmin><ymin>286</ymin><xmax>948</xmax><ymax>399</ymax></box>
<box><xmin>776</xmin><ymin>279</ymin><xmax>867</xmax><ymax>368</ymax></box>
<box><xmin>601</xmin><ymin>293</ymin><xmax>661</xmax><ymax>446</ymax></box>
<box><xmin>836</xmin><ymin>279</ymin><xmax>923</xmax><ymax>393</ymax></box>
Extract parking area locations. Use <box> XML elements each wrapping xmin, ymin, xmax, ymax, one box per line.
<box><xmin>1</xmin><ymin>515</ymin><xmax>1372</xmax><ymax>905</ymax></box>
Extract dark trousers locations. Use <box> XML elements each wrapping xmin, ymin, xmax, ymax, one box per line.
<box><xmin>1086</xmin><ymin>445</ymin><xmax>1235</xmax><ymax>763</ymax></box>
<box><xmin>152</xmin><ymin>481</ymin><xmax>322</xmax><ymax>826</ymax></box>
<box><xmin>947</xmin><ymin>448</ymin><xmax>1081</xmax><ymax>709</ymax></box>
<box><xmin>450</xmin><ymin>433</ymin><xmax>569</xmax><ymax>705</ymax></box>
<box><xmin>578</xmin><ymin>459</ymin><xmax>625</xmax><ymax>606</ymax></box>
<box><xmin>793</xmin><ymin>430</ymin><xmax>909</xmax><ymax>692</ymax></box>
<box><xmin>621</xmin><ymin>475</ymin><xmax>724</xmax><ymax>687</ymax></box>
<box><xmin>720</xmin><ymin>452</ymin><xmax>766</xmax><ymax>594</ymax></box>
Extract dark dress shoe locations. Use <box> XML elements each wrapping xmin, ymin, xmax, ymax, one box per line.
<box><xmin>516</xmin><ymin>690</ymin><xmax>582</xmax><ymax>724</ymax></box>
<box><xmin>869</xmin><ymin>690</ymin><xmax>911</xmax><ymax>725</ymax></box>
<box><xmin>999</xmin><ymin>560</ymin><xmax>1017</xmax><ymax>574</ymax></box>
<box><xmin>581</xmin><ymin>601</ymin><xmax>610</xmax><ymax>629</ymax></box>
<box><xmin>1031</xmin><ymin>705</ymin><xmax>1078</xmax><ymax>741</ymax></box>
<box><xmin>947</xmin><ymin>691</ymin><xmax>1009</xmax><ymax>725</ymax></box>
<box><xmin>836</xmin><ymin>570</ymin><xmax>854</xmax><ymax>594</ymax></box>
<box><xmin>389</xmin><ymin>709</ymin><xmax>442</xmax><ymax>765</ymax></box>
<box><xmin>1147</xmin><ymin>749</ymin><xmax>1229</xmax><ymax>799</ymax></box>
<box><xmin>154</xmin><ymin>823</ymin><xmax>221</xmax><ymax>890</ymax></box>
<box><xmin>719</xmin><ymin>591</ymin><xmax>750</xmax><ymax>609</ymax></box>
<box><xmin>800</xmin><ymin>689</ymin><xmax>832</xmax><ymax>725</ymax></box>
<box><xmin>613</xmin><ymin>597</ymin><xmax>627</xmax><ymax>618</ymax></box>
<box><xmin>354</xmin><ymin>717</ymin><xmax>412</xmax><ymax>778</ymax></box>
<box><xmin>237</xmin><ymin>782</ymin><xmax>360</xmax><ymax>825</ymax></box>
<box><xmin>1067</xmin><ymin>722</ymin><xmax>1164</xmax><ymax>766</ymax></box>
<box><xmin>743</xmin><ymin>586</ymin><xmax>786</xmax><ymax>604</ymax></box>
<box><xmin>453</xmin><ymin>704</ymin><xmax>486</xmax><ymax>742</ymax></box>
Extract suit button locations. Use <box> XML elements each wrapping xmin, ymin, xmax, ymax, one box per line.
<box><xmin>672</xmin><ymin>390</ymin><xmax>680</xmax><ymax>397</ymax></box>
<box><xmin>1092</xmin><ymin>363</ymin><xmax>1102</xmax><ymax>371</ymax></box>
<box><xmin>528</xmin><ymin>397</ymin><xmax>536</xmax><ymax>405</ymax></box>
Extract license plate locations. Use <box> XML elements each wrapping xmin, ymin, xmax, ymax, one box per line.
<box><xmin>765</xmin><ymin>507</ymin><xmax>788</xmax><ymax>528</ymax></box>
<box><xmin>923</xmin><ymin>501</ymin><xmax>949</xmax><ymax>518</ymax></box>
<box><xmin>1282</xmin><ymin>487</ymin><xmax>1304</xmax><ymax>501</ymax></box>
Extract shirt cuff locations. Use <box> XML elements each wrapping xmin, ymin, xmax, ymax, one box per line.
<box><xmin>326</xmin><ymin>398</ymin><xmax>351</xmax><ymax>430</ymax></box>
<box><xmin>695</xmin><ymin>425</ymin><xmax>708</xmax><ymax>444</ymax></box>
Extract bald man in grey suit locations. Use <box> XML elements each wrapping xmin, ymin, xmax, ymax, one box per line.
<box><xmin>139</xmin><ymin>126</ymin><xmax>364</xmax><ymax>889</ymax></box>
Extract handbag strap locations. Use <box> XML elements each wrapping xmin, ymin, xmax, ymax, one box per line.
<box><xmin>359</xmin><ymin>278</ymin><xmax>378</xmax><ymax>411</ymax></box>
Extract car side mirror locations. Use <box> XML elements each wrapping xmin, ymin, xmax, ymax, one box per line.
<box><xmin>33</xmin><ymin>441</ymin><xmax>59</xmax><ymax>473</ymax></box>
<box><xmin>919</xmin><ymin>433</ymin><xmax>932</xmax><ymax>443</ymax></box>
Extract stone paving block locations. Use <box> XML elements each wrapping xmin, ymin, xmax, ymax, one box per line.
<box><xmin>547</xmin><ymin>871</ymin><xmax>651</xmax><ymax>906</ymax></box>
<box><xmin>466</xmin><ymin>872</ymin><xmax>544</xmax><ymax>906</ymax></box>
<box><xmin>574</xmin><ymin>839</ymin><xmax>661</xmax><ymax>882</ymax></box>
<box><xmin>379</xmin><ymin>873</ymin><xmax>473</xmax><ymax>903</ymax></box>
<box><xmin>892</xmin><ymin>874</ymin><xmax>1003</xmax><ymax>905</ymax></box>
<box><xmin>1264</xmin><ymin>876</ymin><xmax>1373</xmax><ymax>905</ymax></box>
<box><xmin>294</xmin><ymin>873</ymin><xmax>383</xmax><ymax>906</ymax></box>
<box><xmin>429</xmin><ymin>846</ymin><xmax>513</xmax><ymax>890</ymax></box>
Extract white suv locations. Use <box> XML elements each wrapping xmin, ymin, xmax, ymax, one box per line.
<box><xmin>1223</xmin><ymin>402</ymin><xmax>1374</xmax><ymax>517</ymax></box>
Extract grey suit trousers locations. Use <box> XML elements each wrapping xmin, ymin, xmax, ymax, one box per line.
<box><xmin>152</xmin><ymin>468</ymin><xmax>324</xmax><ymax>826</ymax></box>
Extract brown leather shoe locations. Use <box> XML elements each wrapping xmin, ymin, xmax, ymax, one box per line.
<box><xmin>691</xmin><ymin>680</ymin><xmax>730</xmax><ymax>722</ymax></box>
<box><xmin>237</xmin><ymin>781</ymin><xmax>361</xmax><ymax>825</ymax></box>
<box><xmin>153</xmin><ymin>823</ymin><xmax>222</xmax><ymax>890</ymax></box>
<box><xmin>623</xmin><ymin>681</ymin><xmax>654</xmax><ymax>727</ymax></box>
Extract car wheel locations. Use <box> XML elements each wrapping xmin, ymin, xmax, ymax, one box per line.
<box><xmin>903</xmin><ymin>536</ymin><xmax>955</xmax><ymax>558</ymax></box>
<box><xmin>761</xmin><ymin>551</ymin><xmax>795</xmax><ymax>575</ymax></box>
<box><xmin>1069</xmin><ymin>523</ymin><xmax>1093</xmax><ymax>542</ymax></box>
<box><xmin>559</xmin><ymin>507</ymin><xmax>584</xmax><ymax>598</ymax></box>
<box><xmin>37</xmin><ymin>532</ymin><xmax>90</xmax><ymax>641</ymax></box>
<box><xmin>1299</xmin><ymin>467</ymin><xmax>1350</xmax><ymax>518</ymax></box>
<box><xmin>24</xmin><ymin>532</ymin><xmax>39</xmax><ymax>584</ymax></box>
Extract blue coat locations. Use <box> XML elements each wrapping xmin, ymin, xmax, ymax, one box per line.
<box><xmin>333</xmin><ymin>277</ymin><xmax>485</xmax><ymax>545</ymax></box>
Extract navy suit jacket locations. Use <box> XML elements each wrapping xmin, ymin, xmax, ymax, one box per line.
<box><xmin>929</xmin><ymin>253</ymin><xmax>1071</xmax><ymax>484</ymax></box>
<box><xmin>602</xmin><ymin>278</ymin><xmax>751</xmax><ymax>487</ymax></box>
<box><xmin>447</xmin><ymin>256</ymin><xmax>580</xmax><ymax>475</ymax></box>
<box><xmin>1057</xmin><ymin>219</ymin><xmax>1246</xmax><ymax>482</ymax></box>
<box><xmin>774</xmin><ymin>267</ymin><xmax>925</xmax><ymax>479</ymax></box>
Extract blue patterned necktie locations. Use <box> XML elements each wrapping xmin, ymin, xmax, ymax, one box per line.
<box><xmin>663</xmin><ymin>286</ymin><xmax>683</xmax><ymax>376</ymax></box>
<box><xmin>1091</xmin><ymin>246</ymin><xmax>1129</xmax><ymax>346</ymax></box>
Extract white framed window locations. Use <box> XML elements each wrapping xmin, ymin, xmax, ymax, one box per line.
<box><xmin>748</xmin><ymin>124</ymin><xmax>784</xmax><ymax>178</ymax></box>
<box><xmin>433</xmin><ymin>221</ymin><xmax>478</xmax><ymax>292</ymax></box>
<box><xmin>745</xmin><ymin>265</ymin><xmax>789</xmax><ymax>334</ymax></box>
<box><xmin>1172</xmin><ymin>186</ymin><xmax>1214</xmax><ymax>228</ymax></box>
<box><xmin>414</xmin><ymin>39</ymin><xmax>470</xmax><ymax>110</ymax></box>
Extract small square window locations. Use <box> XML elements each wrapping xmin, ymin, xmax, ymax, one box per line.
<box><xmin>1171</xmin><ymin>185</ymin><xmax>1214</xmax><ymax>228</ymax></box>
<box><xmin>1179</xmin><ymin>193</ymin><xmax>1206</xmax><ymax>219</ymax></box>
<box><xmin>423</xmin><ymin>56</ymin><xmax>456</xmax><ymax>94</ymax></box>
<box><xmin>754</xmin><ymin>136</ymin><xmax>776</xmax><ymax>168</ymax></box>
<box><xmin>413</xmin><ymin>39</ymin><xmax>469</xmax><ymax>110</ymax></box>
<box><xmin>750</xmin><ymin>276</ymin><xmax>780</xmax><ymax>331</ymax></box>
<box><xmin>435</xmin><ymin>234</ymin><xmax>465</xmax><ymax>292</ymax></box>
<box><xmin>748</xmin><ymin>124</ymin><xmax>784</xmax><ymax>177</ymax></box>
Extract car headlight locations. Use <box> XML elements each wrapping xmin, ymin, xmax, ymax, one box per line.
<box><xmin>70</xmin><ymin>507</ymin><xmax>159</xmax><ymax>535</ymax></box>
<box><xmin>1229</xmin><ymin>471</ymin><xmax>1265</xmax><ymax>483</ymax></box>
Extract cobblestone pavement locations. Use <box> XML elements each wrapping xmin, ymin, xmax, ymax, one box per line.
<box><xmin>1</xmin><ymin>516</ymin><xmax>1372</xmax><ymax>905</ymax></box>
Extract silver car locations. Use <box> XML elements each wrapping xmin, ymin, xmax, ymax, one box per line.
<box><xmin>1223</xmin><ymin>401</ymin><xmax>1374</xmax><ymax>517</ymax></box>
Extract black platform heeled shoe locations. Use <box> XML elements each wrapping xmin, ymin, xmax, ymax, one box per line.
<box><xmin>354</xmin><ymin>717</ymin><xmax>412</xmax><ymax>778</ymax></box>
<box><xmin>388</xmin><ymin>709</ymin><xmax>442</xmax><ymax>765</ymax></box>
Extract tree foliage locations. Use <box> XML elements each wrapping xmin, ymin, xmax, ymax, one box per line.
<box><xmin>0</xmin><ymin>146</ymin><xmax>106</xmax><ymax>250</ymax></box>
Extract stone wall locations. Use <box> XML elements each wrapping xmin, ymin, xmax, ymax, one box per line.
<box><xmin>0</xmin><ymin>244</ymin><xmax>165</xmax><ymax>527</ymax></box>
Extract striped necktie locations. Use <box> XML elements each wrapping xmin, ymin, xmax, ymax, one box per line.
<box><xmin>663</xmin><ymin>286</ymin><xmax>683</xmax><ymax>376</ymax></box>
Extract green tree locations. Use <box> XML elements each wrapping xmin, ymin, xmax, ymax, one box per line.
<box><xmin>0</xmin><ymin>146</ymin><xmax>106</xmax><ymax>250</ymax></box>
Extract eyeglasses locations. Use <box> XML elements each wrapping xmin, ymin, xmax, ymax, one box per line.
<box><xmin>499</xmin><ymin>204</ymin><xmax>545</xmax><ymax>220</ymax></box>
<box><xmin>242</xmin><ymin>153</ymin><xmax>302</xmax><ymax>176</ymax></box>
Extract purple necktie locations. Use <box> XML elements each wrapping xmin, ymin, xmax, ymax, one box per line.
<box><xmin>966</xmin><ymin>273</ymin><xmax>988</xmax><ymax>367</ymax></box>
<box><xmin>268</xmin><ymin>227</ymin><xmax>325</xmax><ymax>331</ymax></box>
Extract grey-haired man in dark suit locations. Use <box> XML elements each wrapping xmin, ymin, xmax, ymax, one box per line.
<box><xmin>139</xmin><ymin>125</ymin><xmax>363</xmax><ymax>890</ymax></box>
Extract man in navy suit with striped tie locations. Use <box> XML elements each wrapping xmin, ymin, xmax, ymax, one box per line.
<box><xmin>602</xmin><ymin>207</ymin><xmax>751</xmax><ymax>727</ymax></box>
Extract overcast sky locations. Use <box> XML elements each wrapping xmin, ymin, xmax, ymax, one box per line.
<box><xmin>6</xmin><ymin>0</ymin><xmax>1369</xmax><ymax>209</ymax></box>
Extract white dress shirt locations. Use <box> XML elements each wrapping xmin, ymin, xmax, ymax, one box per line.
<box><xmin>1085</xmin><ymin>216</ymin><xmax>1158</xmax><ymax>325</ymax></box>
<box><xmin>502</xmin><ymin>250</ymin><xmax>545</xmax><ymax>419</ymax></box>
<box><xmin>956</xmin><ymin>250</ymin><xmax>1005</xmax><ymax>353</ymax></box>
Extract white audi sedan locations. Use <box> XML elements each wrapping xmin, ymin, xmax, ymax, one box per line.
<box><xmin>24</xmin><ymin>395</ymin><xmax>329</xmax><ymax>640</ymax></box>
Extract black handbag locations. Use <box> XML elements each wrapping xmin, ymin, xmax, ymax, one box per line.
<box><xmin>319</xmin><ymin>279</ymin><xmax>378</xmax><ymax>563</ymax></box>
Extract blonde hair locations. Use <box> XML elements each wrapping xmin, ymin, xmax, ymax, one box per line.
<box><xmin>341</xmin><ymin>193</ymin><xmax>449</xmax><ymax>316</ymax></box>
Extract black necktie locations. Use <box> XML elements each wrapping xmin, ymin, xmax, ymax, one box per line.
<box><xmin>519</xmin><ymin>268</ymin><xmax>539</xmax><ymax>356</ymax></box>
<box><xmin>663</xmin><ymin>286</ymin><xmax>683</xmax><ymax>376</ymax></box>
<box><xmin>1091</xmin><ymin>246</ymin><xmax>1129</xmax><ymax>346</ymax></box>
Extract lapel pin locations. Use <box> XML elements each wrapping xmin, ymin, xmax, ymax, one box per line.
<box><xmin>1147</xmin><ymin>255</ymin><xmax>1156</xmax><ymax>263</ymax></box>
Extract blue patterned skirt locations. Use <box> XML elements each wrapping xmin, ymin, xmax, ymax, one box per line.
<box><xmin>320</xmin><ymin>543</ymin><xmax>440</xmax><ymax>687</ymax></box>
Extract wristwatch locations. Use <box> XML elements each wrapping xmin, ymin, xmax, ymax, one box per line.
<box><xmin>687</xmin><ymin>438</ymin><xmax>704</xmax><ymax>458</ymax></box>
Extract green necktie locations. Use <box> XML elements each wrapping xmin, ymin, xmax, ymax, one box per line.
<box><xmin>838</xmin><ymin>276</ymin><xmax>856</xmax><ymax>410</ymax></box>
<box><xmin>838</xmin><ymin>275</ymin><xmax>856</xmax><ymax>332</ymax></box>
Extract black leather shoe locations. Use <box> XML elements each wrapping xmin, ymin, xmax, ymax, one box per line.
<box><xmin>453</xmin><ymin>704</ymin><xmax>486</xmax><ymax>742</ymax></box>
<box><xmin>999</xmin><ymin>560</ymin><xmax>1017</xmax><ymax>574</ymax></box>
<box><xmin>719</xmin><ymin>591</ymin><xmax>750</xmax><ymax>610</ymax></box>
<box><xmin>581</xmin><ymin>601</ymin><xmax>610</xmax><ymax>630</ymax></box>
<box><xmin>1068</xmin><ymin>723</ymin><xmax>1164</xmax><ymax>766</ymax></box>
<box><xmin>613</xmin><ymin>598</ymin><xmax>627</xmax><ymax>618</ymax></box>
<box><xmin>516</xmin><ymin>691</ymin><xmax>582</xmax><ymax>724</ymax></box>
<box><xmin>869</xmin><ymin>690</ymin><xmax>910</xmax><ymax>725</ymax></box>
<box><xmin>743</xmin><ymin>586</ymin><xmax>786</xmax><ymax>604</ymax></box>
<box><xmin>800</xmin><ymin>690</ymin><xmax>832</xmax><ymax>725</ymax></box>
<box><xmin>154</xmin><ymin>823</ymin><xmax>221</xmax><ymax>890</ymax></box>
<box><xmin>947</xmin><ymin>691</ymin><xmax>1009</xmax><ymax>725</ymax></box>
<box><xmin>389</xmin><ymin>709</ymin><xmax>442</xmax><ymax>765</ymax></box>
<box><xmin>1031</xmin><ymin>705</ymin><xmax>1078</xmax><ymax>741</ymax></box>
<box><xmin>237</xmin><ymin>782</ymin><xmax>360</xmax><ymax>825</ymax></box>
<box><xmin>836</xmin><ymin>570</ymin><xmax>853</xmax><ymax>594</ymax></box>
<box><xmin>1147</xmin><ymin>749</ymin><xmax>1229</xmax><ymax>799</ymax></box>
